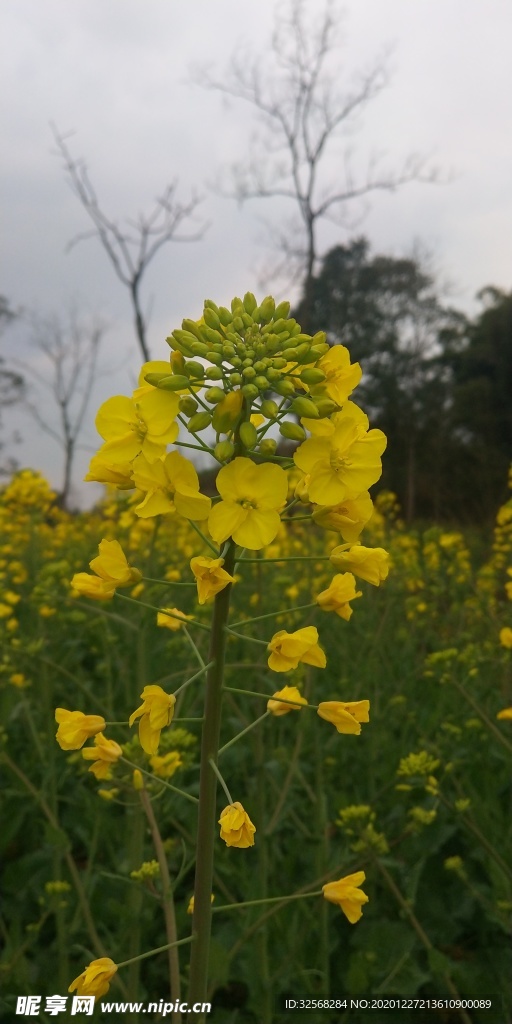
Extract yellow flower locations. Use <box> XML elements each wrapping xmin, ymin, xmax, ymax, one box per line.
<box><xmin>131</xmin><ymin>451</ymin><xmax>211</xmax><ymax>521</ymax></box>
<box><xmin>315</xmin><ymin>345</ymin><xmax>362</xmax><ymax>406</ymax></box>
<box><xmin>294</xmin><ymin>403</ymin><xmax>386</xmax><ymax>506</ymax></box>
<box><xmin>149</xmin><ymin>750</ymin><xmax>183</xmax><ymax>778</ymax></box>
<box><xmin>84</xmin><ymin>454</ymin><xmax>134</xmax><ymax>489</ymax></box>
<box><xmin>129</xmin><ymin>684</ymin><xmax>176</xmax><ymax>755</ymax></box>
<box><xmin>157</xmin><ymin>607</ymin><xmax>194</xmax><ymax>631</ymax></box>
<box><xmin>322</xmin><ymin>871</ymin><xmax>369</xmax><ymax>923</ymax></box>
<box><xmin>315</xmin><ymin>573</ymin><xmax>362</xmax><ymax>621</ymax></box>
<box><xmin>267</xmin><ymin>625</ymin><xmax>326</xmax><ymax>673</ymax></box>
<box><xmin>317</xmin><ymin>700</ymin><xmax>370</xmax><ymax>735</ymax></box>
<box><xmin>499</xmin><ymin>627</ymin><xmax>512</xmax><ymax>649</ymax></box>
<box><xmin>9</xmin><ymin>672</ymin><xmax>29</xmax><ymax>689</ymax></box>
<box><xmin>69</xmin><ymin>957</ymin><xmax>118</xmax><ymax>1000</ymax></box>
<box><xmin>219</xmin><ymin>802</ymin><xmax>256</xmax><ymax>848</ymax></box>
<box><xmin>187</xmin><ymin>893</ymin><xmax>215</xmax><ymax>914</ymax></box>
<box><xmin>497</xmin><ymin>707</ymin><xmax>512</xmax><ymax>721</ymax></box>
<box><xmin>95</xmin><ymin>389</ymin><xmax>179</xmax><ymax>464</ymax></box>
<box><xmin>71</xmin><ymin>539</ymin><xmax>142</xmax><ymax>601</ymax></box>
<box><xmin>208</xmin><ymin>457</ymin><xmax>288</xmax><ymax>549</ymax></box>
<box><xmin>330</xmin><ymin>544</ymin><xmax>390</xmax><ymax>585</ymax></box>
<box><xmin>55</xmin><ymin>709</ymin><xmax>106</xmax><ymax>750</ymax></box>
<box><xmin>312</xmin><ymin>492</ymin><xmax>374</xmax><ymax>543</ymax></box>
<box><xmin>82</xmin><ymin>734</ymin><xmax>123</xmax><ymax>779</ymax></box>
<box><xmin>190</xmin><ymin>556</ymin><xmax>236</xmax><ymax>605</ymax></box>
<box><xmin>267</xmin><ymin>685</ymin><xmax>308</xmax><ymax>716</ymax></box>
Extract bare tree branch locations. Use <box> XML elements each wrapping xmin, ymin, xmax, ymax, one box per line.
<box><xmin>50</xmin><ymin>124</ymin><xmax>208</xmax><ymax>361</ymax></box>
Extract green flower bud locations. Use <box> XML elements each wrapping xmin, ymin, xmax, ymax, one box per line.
<box><xmin>202</xmin><ymin>326</ymin><xmax>225</xmax><ymax>346</ymax></box>
<box><xmin>181</xmin><ymin>319</ymin><xmax>202</xmax><ymax>339</ymax></box>
<box><xmin>166</xmin><ymin>335</ymin><xmax>179</xmax><ymax>350</ymax></box>
<box><xmin>284</xmin><ymin>348</ymin><xmax>298</xmax><ymax>362</ymax></box>
<box><xmin>254</xmin><ymin>296</ymin><xmax>275</xmax><ymax>323</ymax></box>
<box><xmin>242</xmin><ymin>367</ymin><xmax>256</xmax><ymax>381</ymax></box>
<box><xmin>214</xmin><ymin>440</ymin><xmax>235</xmax><ymax>463</ymax></box>
<box><xmin>173</xmin><ymin>329</ymin><xmax>199</xmax><ymax>348</ymax></box>
<box><xmin>243</xmin><ymin>292</ymin><xmax>257</xmax><ymax>314</ymax></box>
<box><xmin>232</xmin><ymin>316</ymin><xmax>244</xmax><ymax>333</ymax></box>
<box><xmin>229</xmin><ymin>372</ymin><xmax>242</xmax><ymax>385</ymax></box>
<box><xmin>290</xmin><ymin>324</ymin><xmax>302</xmax><ymax>336</ymax></box>
<box><xmin>239</xmin><ymin>421</ymin><xmax>258</xmax><ymax>449</ymax></box>
<box><xmin>144</xmin><ymin>371</ymin><xmax>174</xmax><ymax>387</ymax></box>
<box><xmin>254</xmin><ymin>375</ymin><xmax>270</xmax><ymax>390</ymax></box>
<box><xmin>179</xmin><ymin>396</ymin><xmax>198</xmax><ymax>416</ymax></box>
<box><xmin>253</xmin><ymin>360</ymin><xmax>267</xmax><ymax>373</ymax></box>
<box><xmin>205</xmin><ymin>366</ymin><xmax>223</xmax><ymax>381</ymax></box>
<box><xmin>184</xmin><ymin>360</ymin><xmax>205</xmax><ymax>379</ymax></box>
<box><xmin>241</xmin><ymin>383</ymin><xmax>259</xmax><ymax>400</ymax></box>
<box><xmin>205</xmin><ymin>387</ymin><xmax>225</xmax><ymax>404</ymax></box>
<box><xmin>203</xmin><ymin>307</ymin><xmax>222</xmax><ymax>331</ymax></box>
<box><xmin>279</xmin><ymin>421</ymin><xmax>307</xmax><ymax>441</ymax></box>
<box><xmin>312</xmin><ymin>331</ymin><xmax>327</xmax><ymax>346</ymax></box>
<box><xmin>281</xmin><ymin>336</ymin><xmax>299</xmax><ymax>350</ymax></box>
<box><xmin>151</xmin><ymin>374</ymin><xmax>190</xmax><ymax>392</ymax></box>
<box><xmin>230</xmin><ymin>296</ymin><xmax>244</xmax><ymax>314</ymax></box>
<box><xmin>188</xmin><ymin>411</ymin><xmax>212</xmax><ymax>432</ymax></box>
<box><xmin>218</xmin><ymin>306</ymin><xmax>233</xmax><ymax>327</ymax></box>
<box><xmin>208</xmin><ymin>351</ymin><xmax>224</xmax><ymax>366</ymax></box>
<box><xmin>266</xmin><ymin>368</ymin><xmax>281</xmax><ymax>382</ymax></box>
<box><xmin>190</xmin><ymin>341</ymin><xmax>209</xmax><ymax>357</ymax></box>
<box><xmin>231</xmin><ymin>356</ymin><xmax>242</xmax><ymax>369</ymax></box>
<box><xmin>295</xmin><ymin>343</ymin><xmax>313</xmax><ymax>363</ymax></box>
<box><xmin>291</xmin><ymin>396</ymin><xmax>320</xmax><ymax>418</ymax></box>
<box><xmin>204</xmin><ymin>299</ymin><xmax>220</xmax><ymax>314</ymax></box>
<box><xmin>259</xmin><ymin>438</ymin><xmax>277</xmax><ymax>456</ymax></box>
<box><xmin>241</xmin><ymin>312</ymin><xmax>254</xmax><ymax>328</ymax></box>
<box><xmin>273</xmin><ymin>379</ymin><xmax>297</xmax><ymax>398</ymax></box>
<box><xmin>309</xmin><ymin>343</ymin><xmax>330</xmax><ymax>358</ymax></box>
<box><xmin>222</xmin><ymin>343</ymin><xmax>236</xmax><ymax>358</ymax></box>
<box><xmin>300</xmin><ymin>367</ymin><xmax>326</xmax><ymax>385</ymax></box>
<box><xmin>260</xmin><ymin>399</ymin><xmax>279</xmax><ymax>419</ymax></box>
<box><xmin>274</xmin><ymin>301</ymin><xmax>291</xmax><ymax>320</ymax></box>
<box><xmin>272</xmin><ymin>357</ymin><xmax>288</xmax><ymax>369</ymax></box>
<box><xmin>315</xmin><ymin>398</ymin><xmax>338</xmax><ymax>418</ymax></box>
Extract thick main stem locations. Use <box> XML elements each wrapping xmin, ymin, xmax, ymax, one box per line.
<box><xmin>188</xmin><ymin>540</ymin><xmax>236</xmax><ymax>1015</ymax></box>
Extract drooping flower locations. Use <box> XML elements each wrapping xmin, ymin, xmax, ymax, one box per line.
<box><xmin>55</xmin><ymin>709</ymin><xmax>106</xmax><ymax>750</ymax></box>
<box><xmin>267</xmin><ymin>626</ymin><xmax>326</xmax><ymax>673</ymax></box>
<box><xmin>208</xmin><ymin>457</ymin><xmax>288</xmax><ymax>549</ymax></box>
<box><xmin>294</xmin><ymin>403</ymin><xmax>386</xmax><ymax>506</ymax></box>
<box><xmin>312</xmin><ymin>492</ymin><xmax>374</xmax><ymax>543</ymax></box>
<box><xmin>149</xmin><ymin>750</ymin><xmax>183</xmax><ymax>778</ymax></box>
<box><xmin>69</xmin><ymin>957</ymin><xmax>118</xmax><ymax>1000</ymax></box>
<box><xmin>315</xmin><ymin>573</ymin><xmax>362</xmax><ymax>620</ymax></box>
<box><xmin>71</xmin><ymin>539</ymin><xmax>142</xmax><ymax>601</ymax></box>
<box><xmin>156</xmin><ymin>607</ymin><xmax>194</xmax><ymax>631</ymax></box>
<box><xmin>84</xmin><ymin>454</ymin><xmax>134</xmax><ymax>489</ymax></box>
<box><xmin>219</xmin><ymin>802</ymin><xmax>256</xmax><ymax>848</ymax></box>
<box><xmin>82</xmin><ymin>734</ymin><xmax>123</xmax><ymax>780</ymax></box>
<box><xmin>190</xmin><ymin>556</ymin><xmax>236</xmax><ymax>605</ymax></box>
<box><xmin>95</xmin><ymin>389</ymin><xmax>179</xmax><ymax>464</ymax></box>
<box><xmin>267</xmin><ymin>685</ymin><xmax>308</xmax><ymax>716</ymax></box>
<box><xmin>317</xmin><ymin>700</ymin><xmax>370</xmax><ymax>735</ymax></box>
<box><xmin>315</xmin><ymin>345</ymin><xmax>362</xmax><ymax>406</ymax></box>
<box><xmin>129</xmin><ymin>684</ymin><xmax>176</xmax><ymax>755</ymax></box>
<box><xmin>322</xmin><ymin>871</ymin><xmax>369</xmax><ymax>923</ymax></box>
<box><xmin>330</xmin><ymin>544</ymin><xmax>390</xmax><ymax>585</ymax></box>
<box><xmin>131</xmin><ymin>451</ymin><xmax>211</xmax><ymax>521</ymax></box>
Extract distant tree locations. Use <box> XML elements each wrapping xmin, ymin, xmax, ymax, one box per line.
<box><xmin>21</xmin><ymin>305</ymin><xmax>107</xmax><ymax>508</ymax></box>
<box><xmin>52</xmin><ymin>126</ymin><xmax>207</xmax><ymax>362</ymax></box>
<box><xmin>296</xmin><ymin>239</ymin><xmax>466</xmax><ymax>520</ymax></box>
<box><xmin>200</xmin><ymin>0</ymin><xmax>436</xmax><ymax>327</ymax></box>
<box><xmin>0</xmin><ymin>296</ymin><xmax>24</xmax><ymax>476</ymax></box>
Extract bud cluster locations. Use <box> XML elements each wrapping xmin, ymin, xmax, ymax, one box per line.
<box><xmin>145</xmin><ymin>293</ymin><xmax>341</xmax><ymax>460</ymax></box>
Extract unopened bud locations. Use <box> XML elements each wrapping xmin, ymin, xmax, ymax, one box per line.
<box><xmin>214</xmin><ymin>440</ymin><xmax>235</xmax><ymax>463</ymax></box>
<box><xmin>254</xmin><ymin>375</ymin><xmax>270</xmax><ymax>390</ymax></box>
<box><xmin>291</xmin><ymin>397</ymin><xmax>320</xmax><ymax>418</ymax></box>
<box><xmin>259</xmin><ymin>438</ymin><xmax>277</xmax><ymax>456</ymax></box>
<box><xmin>218</xmin><ymin>306</ymin><xmax>233</xmax><ymax>327</ymax></box>
<box><xmin>241</xmin><ymin>383</ymin><xmax>259</xmax><ymax>401</ymax></box>
<box><xmin>310</xmin><ymin>343</ymin><xmax>330</xmax><ymax>358</ymax></box>
<box><xmin>205</xmin><ymin>366</ymin><xmax>223</xmax><ymax>381</ymax></box>
<box><xmin>273</xmin><ymin>379</ymin><xmax>296</xmax><ymax>398</ymax></box>
<box><xmin>279</xmin><ymin>421</ymin><xmax>307</xmax><ymax>441</ymax></box>
<box><xmin>205</xmin><ymin>387</ymin><xmax>225</xmax><ymax>404</ymax></box>
<box><xmin>151</xmin><ymin>374</ymin><xmax>189</xmax><ymax>392</ymax></box>
<box><xmin>184</xmin><ymin>360</ymin><xmax>205</xmax><ymax>380</ymax></box>
<box><xmin>315</xmin><ymin>399</ymin><xmax>338</xmax><ymax>417</ymax></box>
<box><xmin>255</xmin><ymin>296</ymin><xmax>275</xmax><ymax>323</ymax></box>
<box><xmin>243</xmin><ymin>292</ymin><xmax>257</xmax><ymax>314</ymax></box>
<box><xmin>260</xmin><ymin>399</ymin><xmax>279</xmax><ymax>419</ymax></box>
<box><xmin>190</xmin><ymin>341</ymin><xmax>209</xmax><ymax>357</ymax></box>
<box><xmin>179</xmin><ymin>396</ymin><xmax>198</xmax><ymax>416</ymax></box>
<box><xmin>181</xmin><ymin>319</ymin><xmax>202</xmax><ymax>339</ymax></box>
<box><xmin>212</xmin><ymin>390</ymin><xmax>244</xmax><ymax>432</ymax></box>
<box><xmin>200</xmin><ymin>326</ymin><xmax>224</xmax><ymax>346</ymax></box>
<box><xmin>188</xmin><ymin>411</ymin><xmax>212</xmax><ymax>433</ymax></box>
<box><xmin>133</xmin><ymin>769</ymin><xmax>144</xmax><ymax>791</ymax></box>
<box><xmin>171</xmin><ymin>351</ymin><xmax>185</xmax><ymax>373</ymax></box>
<box><xmin>203</xmin><ymin>307</ymin><xmax>221</xmax><ymax>331</ymax></box>
<box><xmin>273</xmin><ymin>301</ymin><xmax>291</xmax><ymax>320</ymax></box>
<box><xmin>300</xmin><ymin>367</ymin><xmax>326</xmax><ymax>385</ymax></box>
<box><xmin>239</xmin><ymin>421</ymin><xmax>258</xmax><ymax>449</ymax></box>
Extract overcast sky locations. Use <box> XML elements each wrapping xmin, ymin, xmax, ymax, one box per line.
<box><xmin>2</xmin><ymin>0</ymin><xmax>512</xmax><ymax>502</ymax></box>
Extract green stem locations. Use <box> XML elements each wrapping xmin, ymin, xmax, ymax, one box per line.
<box><xmin>229</xmin><ymin>603</ymin><xmax>316</xmax><ymax>628</ymax></box>
<box><xmin>225</xmin><ymin>627</ymin><xmax>268</xmax><ymax>646</ymax></box>
<box><xmin>139</xmin><ymin>788</ymin><xmax>181</xmax><ymax>1024</ymax></box>
<box><xmin>237</xmin><ymin>555</ymin><xmax>330</xmax><ymax>563</ymax></box>
<box><xmin>174</xmin><ymin>662</ymin><xmax>213</xmax><ymax>697</ymax></box>
<box><xmin>188</xmin><ymin>540</ymin><xmax>236</xmax><ymax>1013</ymax></box>
<box><xmin>182</xmin><ymin>627</ymin><xmax>207</xmax><ymax>668</ymax></box>
<box><xmin>142</xmin><ymin>577</ymin><xmax>196</xmax><ymax>587</ymax></box>
<box><xmin>218</xmin><ymin>712</ymin><xmax>270</xmax><ymax>756</ymax></box>
<box><xmin>120</xmin><ymin>757</ymin><xmax>199</xmax><ymax>804</ymax></box>
<box><xmin>213</xmin><ymin>891</ymin><xmax>321</xmax><ymax>913</ymax></box>
<box><xmin>117</xmin><ymin>935</ymin><xmax>193</xmax><ymax>970</ymax></box>
<box><xmin>224</xmin><ymin>685</ymin><xmax>314</xmax><ymax>710</ymax></box>
<box><xmin>189</xmin><ymin>519</ymin><xmax>220</xmax><ymax>556</ymax></box>
<box><xmin>208</xmin><ymin>758</ymin><xmax>234</xmax><ymax>804</ymax></box>
<box><xmin>450</xmin><ymin>677</ymin><xmax>512</xmax><ymax>754</ymax></box>
<box><xmin>116</xmin><ymin>592</ymin><xmax>211</xmax><ymax>632</ymax></box>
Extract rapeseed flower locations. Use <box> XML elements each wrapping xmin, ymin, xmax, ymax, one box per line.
<box><xmin>208</xmin><ymin>458</ymin><xmax>288</xmax><ymax>549</ymax></box>
<box><xmin>95</xmin><ymin>389</ymin><xmax>179</xmax><ymax>463</ymax></box>
<box><xmin>131</xmin><ymin>451</ymin><xmax>211</xmax><ymax>521</ymax></box>
<box><xmin>322</xmin><ymin>871</ymin><xmax>368</xmax><ymax>923</ymax></box>
<box><xmin>129</xmin><ymin>684</ymin><xmax>176</xmax><ymax>755</ymax></box>
<box><xmin>156</xmin><ymin>607</ymin><xmax>194</xmax><ymax>631</ymax></box>
<box><xmin>497</xmin><ymin>707</ymin><xmax>512</xmax><ymax>721</ymax></box>
<box><xmin>312</xmin><ymin>492</ymin><xmax>374</xmax><ymax>543</ymax></box>
<box><xmin>267</xmin><ymin>685</ymin><xmax>307</xmax><ymax>715</ymax></box>
<box><xmin>315</xmin><ymin>573</ymin><xmax>362</xmax><ymax>620</ymax></box>
<box><xmin>84</xmin><ymin>454</ymin><xmax>134</xmax><ymax>489</ymax></box>
<box><xmin>267</xmin><ymin>625</ymin><xmax>326</xmax><ymax>672</ymax></box>
<box><xmin>219</xmin><ymin>802</ymin><xmax>256</xmax><ymax>848</ymax></box>
<box><xmin>499</xmin><ymin>627</ymin><xmax>512</xmax><ymax>648</ymax></box>
<box><xmin>294</xmin><ymin>403</ymin><xmax>386</xmax><ymax>506</ymax></box>
<box><xmin>190</xmin><ymin>556</ymin><xmax>236</xmax><ymax>605</ymax></box>
<box><xmin>82</xmin><ymin>734</ymin><xmax>123</xmax><ymax>780</ymax></box>
<box><xmin>69</xmin><ymin>957</ymin><xmax>118</xmax><ymax>1000</ymax></box>
<box><xmin>315</xmin><ymin>345</ymin><xmax>362</xmax><ymax>406</ymax></box>
<box><xmin>329</xmin><ymin>544</ymin><xmax>390</xmax><ymax>585</ymax></box>
<box><xmin>317</xmin><ymin>700</ymin><xmax>370</xmax><ymax>735</ymax></box>
<box><xmin>71</xmin><ymin>539</ymin><xmax>142</xmax><ymax>601</ymax></box>
<box><xmin>55</xmin><ymin>709</ymin><xmax>106</xmax><ymax>750</ymax></box>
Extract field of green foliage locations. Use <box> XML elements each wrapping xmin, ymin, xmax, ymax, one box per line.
<box><xmin>1</xmin><ymin>470</ymin><xmax>511</xmax><ymax>1023</ymax></box>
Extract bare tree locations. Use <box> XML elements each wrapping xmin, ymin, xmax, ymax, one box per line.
<box><xmin>199</xmin><ymin>0</ymin><xmax>437</xmax><ymax>327</ymax></box>
<box><xmin>20</xmin><ymin>305</ymin><xmax>107</xmax><ymax>508</ymax></box>
<box><xmin>51</xmin><ymin>125</ymin><xmax>207</xmax><ymax>362</ymax></box>
<box><xmin>0</xmin><ymin>296</ymin><xmax>25</xmax><ymax>476</ymax></box>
